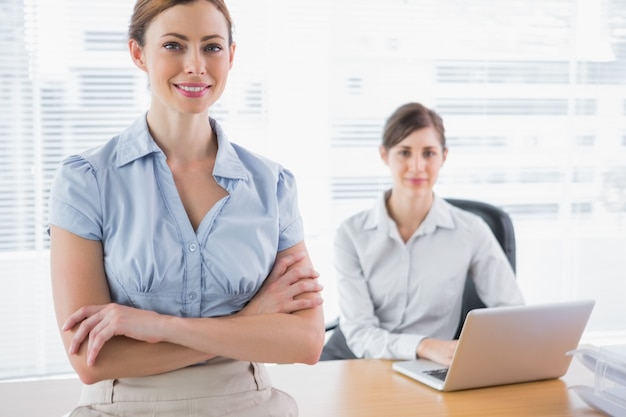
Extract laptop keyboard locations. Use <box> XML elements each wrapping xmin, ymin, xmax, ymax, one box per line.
<box><xmin>424</xmin><ymin>368</ymin><xmax>448</xmax><ymax>381</ymax></box>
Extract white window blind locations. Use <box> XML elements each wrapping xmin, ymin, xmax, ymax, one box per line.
<box><xmin>2</xmin><ymin>0</ymin><xmax>626</xmax><ymax>380</ymax></box>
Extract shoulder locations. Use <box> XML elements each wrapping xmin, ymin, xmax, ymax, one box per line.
<box><xmin>53</xmin><ymin>137</ymin><xmax>120</xmax><ymax>185</ymax></box>
<box><xmin>430</xmin><ymin>197</ymin><xmax>492</xmax><ymax>237</ymax></box>
<box><xmin>340</xmin><ymin>207</ymin><xmax>373</xmax><ymax>230</ymax></box>
<box><xmin>436</xmin><ymin>198</ymin><xmax>500</xmax><ymax>249</ymax></box>
<box><xmin>336</xmin><ymin>205</ymin><xmax>377</xmax><ymax>242</ymax></box>
<box><xmin>57</xmin><ymin>113</ymin><xmax>151</xmax><ymax>175</ymax></box>
<box><xmin>446</xmin><ymin>201</ymin><xmax>484</xmax><ymax>225</ymax></box>
<box><xmin>228</xmin><ymin>143</ymin><xmax>300</xmax><ymax>200</ymax></box>
<box><xmin>51</xmin><ymin>115</ymin><xmax>153</xmax><ymax>192</ymax></box>
<box><xmin>212</xmin><ymin>119</ymin><xmax>290</xmax><ymax>184</ymax></box>
<box><xmin>337</xmin><ymin>192</ymin><xmax>389</xmax><ymax>237</ymax></box>
<box><xmin>72</xmin><ymin>138</ymin><xmax>120</xmax><ymax>170</ymax></box>
<box><xmin>230</xmin><ymin>142</ymin><xmax>286</xmax><ymax>177</ymax></box>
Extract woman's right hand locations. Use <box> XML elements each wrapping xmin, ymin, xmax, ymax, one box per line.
<box><xmin>416</xmin><ymin>338</ymin><xmax>459</xmax><ymax>366</ymax></box>
<box><xmin>239</xmin><ymin>252</ymin><xmax>323</xmax><ymax>316</ymax></box>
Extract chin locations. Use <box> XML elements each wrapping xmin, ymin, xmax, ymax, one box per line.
<box><xmin>179</xmin><ymin>106</ymin><xmax>211</xmax><ymax>115</ymax></box>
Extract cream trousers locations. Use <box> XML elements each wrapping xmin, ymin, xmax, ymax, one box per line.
<box><xmin>64</xmin><ymin>357</ymin><xmax>298</xmax><ymax>417</ymax></box>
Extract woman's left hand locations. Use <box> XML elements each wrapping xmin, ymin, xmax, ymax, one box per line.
<box><xmin>63</xmin><ymin>303</ymin><xmax>165</xmax><ymax>366</ymax></box>
<box><xmin>239</xmin><ymin>251</ymin><xmax>323</xmax><ymax>316</ymax></box>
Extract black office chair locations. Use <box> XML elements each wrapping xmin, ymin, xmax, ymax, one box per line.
<box><xmin>319</xmin><ymin>198</ymin><xmax>516</xmax><ymax>361</ymax></box>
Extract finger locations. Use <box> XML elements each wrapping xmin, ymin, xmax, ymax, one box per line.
<box><xmin>62</xmin><ymin>305</ymin><xmax>102</xmax><ymax>331</ymax></box>
<box><xmin>287</xmin><ymin>297</ymin><xmax>324</xmax><ymax>313</ymax></box>
<box><xmin>68</xmin><ymin>310</ymin><xmax>105</xmax><ymax>355</ymax></box>
<box><xmin>282</xmin><ymin>266</ymin><xmax>320</xmax><ymax>286</ymax></box>
<box><xmin>86</xmin><ymin>319</ymin><xmax>115</xmax><ymax>367</ymax></box>
<box><xmin>289</xmin><ymin>278</ymin><xmax>323</xmax><ymax>297</ymax></box>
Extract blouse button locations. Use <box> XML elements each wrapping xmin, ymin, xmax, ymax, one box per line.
<box><xmin>189</xmin><ymin>292</ymin><xmax>197</xmax><ymax>300</ymax></box>
<box><xmin>189</xmin><ymin>243</ymin><xmax>198</xmax><ymax>252</ymax></box>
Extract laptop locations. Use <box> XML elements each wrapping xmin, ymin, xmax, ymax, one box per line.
<box><xmin>392</xmin><ymin>299</ymin><xmax>595</xmax><ymax>391</ymax></box>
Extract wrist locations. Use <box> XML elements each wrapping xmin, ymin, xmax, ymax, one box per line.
<box><xmin>159</xmin><ymin>314</ymin><xmax>183</xmax><ymax>344</ymax></box>
<box><xmin>416</xmin><ymin>338</ymin><xmax>430</xmax><ymax>359</ymax></box>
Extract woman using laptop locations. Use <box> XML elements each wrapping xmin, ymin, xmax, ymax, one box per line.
<box><xmin>333</xmin><ymin>102</ymin><xmax>524</xmax><ymax>366</ymax></box>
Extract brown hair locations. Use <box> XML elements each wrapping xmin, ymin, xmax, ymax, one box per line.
<box><xmin>382</xmin><ymin>102</ymin><xmax>446</xmax><ymax>150</ymax></box>
<box><xmin>128</xmin><ymin>0</ymin><xmax>234</xmax><ymax>47</ymax></box>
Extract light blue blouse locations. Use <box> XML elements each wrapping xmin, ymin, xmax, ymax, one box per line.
<box><xmin>48</xmin><ymin>114</ymin><xmax>304</xmax><ymax>318</ymax></box>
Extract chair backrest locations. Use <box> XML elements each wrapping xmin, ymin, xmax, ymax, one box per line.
<box><xmin>320</xmin><ymin>198</ymin><xmax>516</xmax><ymax>360</ymax></box>
<box><xmin>445</xmin><ymin>199</ymin><xmax>516</xmax><ymax>339</ymax></box>
<box><xmin>445</xmin><ymin>198</ymin><xmax>516</xmax><ymax>271</ymax></box>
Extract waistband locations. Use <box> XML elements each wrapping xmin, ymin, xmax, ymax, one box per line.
<box><xmin>77</xmin><ymin>357</ymin><xmax>272</xmax><ymax>406</ymax></box>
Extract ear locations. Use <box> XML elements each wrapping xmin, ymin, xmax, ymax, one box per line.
<box><xmin>128</xmin><ymin>39</ymin><xmax>148</xmax><ymax>73</ymax></box>
<box><xmin>441</xmin><ymin>146</ymin><xmax>449</xmax><ymax>165</ymax></box>
<box><xmin>379</xmin><ymin>145</ymin><xmax>389</xmax><ymax>166</ymax></box>
<box><xmin>228</xmin><ymin>42</ymin><xmax>236</xmax><ymax>70</ymax></box>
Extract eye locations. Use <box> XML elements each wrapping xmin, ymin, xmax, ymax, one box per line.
<box><xmin>398</xmin><ymin>149</ymin><xmax>411</xmax><ymax>157</ymax></box>
<box><xmin>163</xmin><ymin>42</ymin><xmax>183</xmax><ymax>51</ymax></box>
<box><xmin>204</xmin><ymin>44</ymin><xmax>223</xmax><ymax>52</ymax></box>
<box><xmin>424</xmin><ymin>150</ymin><xmax>436</xmax><ymax>158</ymax></box>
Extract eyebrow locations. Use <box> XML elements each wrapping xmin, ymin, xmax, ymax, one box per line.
<box><xmin>398</xmin><ymin>145</ymin><xmax>438</xmax><ymax>149</ymax></box>
<box><xmin>161</xmin><ymin>33</ymin><xmax>226</xmax><ymax>42</ymax></box>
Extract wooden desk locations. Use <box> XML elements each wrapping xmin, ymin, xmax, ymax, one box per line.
<box><xmin>267</xmin><ymin>359</ymin><xmax>603</xmax><ymax>417</ymax></box>
<box><xmin>1</xmin><ymin>358</ymin><xmax>603</xmax><ymax>416</ymax></box>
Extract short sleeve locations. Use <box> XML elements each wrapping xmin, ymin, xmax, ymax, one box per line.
<box><xmin>276</xmin><ymin>167</ymin><xmax>304</xmax><ymax>252</ymax></box>
<box><xmin>48</xmin><ymin>155</ymin><xmax>103</xmax><ymax>240</ymax></box>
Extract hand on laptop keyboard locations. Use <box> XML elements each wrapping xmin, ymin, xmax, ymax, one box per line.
<box><xmin>416</xmin><ymin>338</ymin><xmax>459</xmax><ymax>366</ymax></box>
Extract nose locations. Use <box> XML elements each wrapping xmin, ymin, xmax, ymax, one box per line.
<box><xmin>185</xmin><ymin>50</ymin><xmax>206</xmax><ymax>75</ymax></box>
<box><xmin>408</xmin><ymin>155</ymin><xmax>425</xmax><ymax>172</ymax></box>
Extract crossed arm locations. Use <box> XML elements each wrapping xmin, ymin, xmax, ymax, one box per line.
<box><xmin>50</xmin><ymin>226</ymin><xmax>325</xmax><ymax>385</ymax></box>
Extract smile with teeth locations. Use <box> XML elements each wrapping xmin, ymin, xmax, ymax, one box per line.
<box><xmin>177</xmin><ymin>85</ymin><xmax>207</xmax><ymax>92</ymax></box>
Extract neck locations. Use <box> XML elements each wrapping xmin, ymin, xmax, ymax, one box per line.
<box><xmin>146</xmin><ymin>106</ymin><xmax>215</xmax><ymax>162</ymax></box>
<box><xmin>386</xmin><ymin>189</ymin><xmax>434</xmax><ymax>234</ymax></box>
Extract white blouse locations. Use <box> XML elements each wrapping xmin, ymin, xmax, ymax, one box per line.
<box><xmin>334</xmin><ymin>192</ymin><xmax>524</xmax><ymax>360</ymax></box>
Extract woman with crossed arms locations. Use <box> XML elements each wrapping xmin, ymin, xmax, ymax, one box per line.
<box><xmin>49</xmin><ymin>1</ymin><xmax>324</xmax><ymax>415</ymax></box>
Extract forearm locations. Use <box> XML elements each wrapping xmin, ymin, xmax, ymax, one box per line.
<box><xmin>163</xmin><ymin>305</ymin><xmax>325</xmax><ymax>365</ymax></box>
<box><xmin>68</xmin><ymin>335</ymin><xmax>213</xmax><ymax>384</ymax></box>
<box><xmin>343</xmin><ymin>320</ymin><xmax>424</xmax><ymax>360</ymax></box>
<box><xmin>337</xmin><ymin>274</ymin><xmax>421</xmax><ymax>359</ymax></box>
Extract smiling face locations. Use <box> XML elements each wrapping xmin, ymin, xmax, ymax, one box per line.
<box><xmin>128</xmin><ymin>0</ymin><xmax>235</xmax><ymax>116</ymax></box>
<box><xmin>380</xmin><ymin>127</ymin><xmax>448</xmax><ymax>199</ymax></box>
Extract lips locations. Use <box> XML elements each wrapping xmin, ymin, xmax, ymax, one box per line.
<box><xmin>407</xmin><ymin>178</ymin><xmax>428</xmax><ymax>185</ymax></box>
<box><xmin>174</xmin><ymin>83</ymin><xmax>210</xmax><ymax>96</ymax></box>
